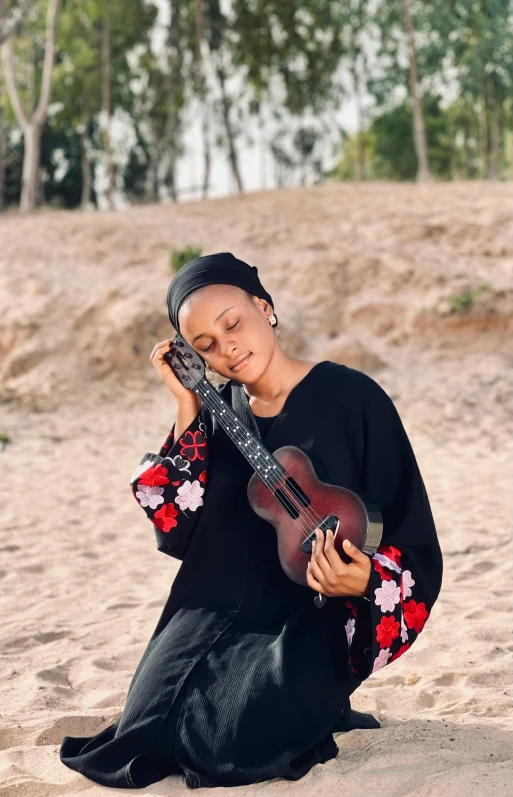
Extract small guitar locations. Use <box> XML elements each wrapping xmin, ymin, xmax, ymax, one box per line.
<box><xmin>164</xmin><ymin>336</ymin><xmax>383</xmax><ymax>608</ymax></box>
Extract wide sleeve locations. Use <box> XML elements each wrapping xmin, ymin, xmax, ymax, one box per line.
<box><xmin>129</xmin><ymin>407</ymin><xmax>208</xmax><ymax>561</ymax></box>
<box><xmin>342</xmin><ymin>372</ymin><xmax>443</xmax><ymax>680</ymax></box>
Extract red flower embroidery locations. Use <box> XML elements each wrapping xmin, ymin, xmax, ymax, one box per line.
<box><xmin>199</xmin><ymin>469</ymin><xmax>207</xmax><ymax>484</ymax></box>
<box><xmin>345</xmin><ymin>600</ymin><xmax>357</xmax><ymax>617</ymax></box>
<box><xmin>138</xmin><ymin>463</ymin><xmax>170</xmax><ymax>487</ymax></box>
<box><xmin>179</xmin><ymin>430</ymin><xmax>207</xmax><ymax>461</ymax></box>
<box><xmin>373</xmin><ymin>559</ymin><xmax>393</xmax><ymax>581</ymax></box>
<box><xmin>172</xmin><ymin>480</ymin><xmax>180</xmax><ymax>486</ymax></box>
<box><xmin>376</xmin><ymin>615</ymin><xmax>400</xmax><ymax>648</ymax></box>
<box><xmin>153</xmin><ymin>502</ymin><xmax>179</xmax><ymax>532</ymax></box>
<box><xmin>390</xmin><ymin>643</ymin><xmax>410</xmax><ymax>663</ymax></box>
<box><xmin>403</xmin><ymin>600</ymin><xmax>429</xmax><ymax>633</ymax></box>
<box><xmin>377</xmin><ymin>545</ymin><xmax>402</xmax><ymax>566</ymax></box>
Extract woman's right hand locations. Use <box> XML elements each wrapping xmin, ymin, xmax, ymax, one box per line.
<box><xmin>150</xmin><ymin>339</ymin><xmax>200</xmax><ymax>404</ymax></box>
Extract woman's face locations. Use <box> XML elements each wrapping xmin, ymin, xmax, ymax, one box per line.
<box><xmin>177</xmin><ymin>284</ymin><xmax>276</xmax><ymax>383</ymax></box>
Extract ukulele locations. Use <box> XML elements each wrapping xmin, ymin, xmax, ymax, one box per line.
<box><xmin>164</xmin><ymin>336</ymin><xmax>383</xmax><ymax>608</ymax></box>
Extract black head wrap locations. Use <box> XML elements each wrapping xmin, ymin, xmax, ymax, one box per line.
<box><xmin>167</xmin><ymin>252</ymin><xmax>275</xmax><ymax>333</ymax></box>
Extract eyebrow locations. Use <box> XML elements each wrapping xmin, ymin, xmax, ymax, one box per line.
<box><xmin>192</xmin><ymin>306</ymin><xmax>236</xmax><ymax>344</ymax></box>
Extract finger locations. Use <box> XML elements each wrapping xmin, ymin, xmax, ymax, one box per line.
<box><xmin>309</xmin><ymin>545</ymin><xmax>329</xmax><ymax>587</ymax></box>
<box><xmin>324</xmin><ymin>528</ymin><xmax>348</xmax><ymax>572</ymax></box>
<box><xmin>311</xmin><ymin>529</ymin><xmax>333</xmax><ymax>580</ymax></box>
<box><xmin>306</xmin><ymin>562</ymin><xmax>324</xmax><ymax>594</ymax></box>
<box><xmin>342</xmin><ymin>538</ymin><xmax>368</xmax><ymax>565</ymax></box>
<box><xmin>150</xmin><ymin>340</ymin><xmax>171</xmax><ymax>360</ymax></box>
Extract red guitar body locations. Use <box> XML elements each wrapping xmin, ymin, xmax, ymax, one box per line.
<box><xmin>247</xmin><ymin>445</ymin><xmax>381</xmax><ymax>587</ymax></box>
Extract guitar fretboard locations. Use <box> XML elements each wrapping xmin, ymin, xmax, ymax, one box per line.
<box><xmin>193</xmin><ymin>377</ymin><xmax>287</xmax><ymax>488</ymax></box>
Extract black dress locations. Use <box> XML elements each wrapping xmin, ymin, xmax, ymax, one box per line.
<box><xmin>60</xmin><ymin>360</ymin><xmax>443</xmax><ymax>789</ymax></box>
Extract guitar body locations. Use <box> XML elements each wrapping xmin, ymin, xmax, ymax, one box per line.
<box><xmin>247</xmin><ymin>445</ymin><xmax>381</xmax><ymax>587</ymax></box>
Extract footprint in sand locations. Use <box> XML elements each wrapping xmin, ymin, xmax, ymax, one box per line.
<box><xmin>35</xmin><ymin>714</ymin><xmax>118</xmax><ymax>745</ymax></box>
<box><xmin>36</xmin><ymin>664</ymin><xmax>72</xmax><ymax>688</ymax></box>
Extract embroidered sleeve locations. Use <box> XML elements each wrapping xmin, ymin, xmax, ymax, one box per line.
<box><xmin>343</xmin><ymin>541</ymin><xmax>438</xmax><ymax>679</ymax></box>
<box><xmin>129</xmin><ymin>409</ymin><xmax>208</xmax><ymax>561</ymax></box>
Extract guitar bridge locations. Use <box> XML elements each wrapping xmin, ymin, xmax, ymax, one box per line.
<box><xmin>300</xmin><ymin>515</ymin><xmax>340</xmax><ymax>552</ymax></box>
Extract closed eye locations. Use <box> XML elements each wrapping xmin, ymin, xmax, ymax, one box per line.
<box><xmin>202</xmin><ymin>321</ymin><xmax>238</xmax><ymax>352</ymax></box>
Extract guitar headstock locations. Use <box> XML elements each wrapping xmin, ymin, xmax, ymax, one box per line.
<box><xmin>163</xmin><ymin>334</ymin><xmax>206</xmax><ymax>391</ymax></box>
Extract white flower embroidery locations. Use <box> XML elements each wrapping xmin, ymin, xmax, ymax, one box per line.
<box><xmin>402</xmin><ymin>569</ymin><xmax>415</xmax><ymax>599</ymax></box>
<box><xmin>374</xmin><ymin>579</ymin><xmax>401</xmax><ymax>613</ymax></box>
<box><xmin>345</xmin><ymin>617</ymin><xmax>356</xmax><ymax>646</ymax></box>
<box><xmin>130</xmin><ymin>459</ymin><xmax>153</xmax><ymax>484</ymax></box>
<box><xmin>164</xmin><ymin>454</ymin><xmax>191</xmax><ymax>474</ymax></box>
<box><xmin>372</xmin><ymin>648</ymin><xmax>392</xmax><ymax>673</ymax></box>
<box><xmin>401</xmin><ymin>615</ymin><xmax>409</xmax><ymax>643</ymax></box>
<box><xmin>373</xmin><ymin>552</ymin><xmax>402</xmax><ymax>574</ymax></box>
<box><xmin>175</xmin><ymin>480</ymin><xmax>205</xmax><ymax>512</ymax></box>
<box><xmin>135</xmin><ymin>484</ymin><xmax>164</xmax><ymax>509</ymax></box>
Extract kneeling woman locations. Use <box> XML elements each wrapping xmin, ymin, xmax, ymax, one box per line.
<box><xmin>60</xmin><ymin>253</ymin><xmax>443</xmax><ymax>789</ymax></box>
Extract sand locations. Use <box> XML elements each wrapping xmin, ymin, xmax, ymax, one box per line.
<box><xmin>0</xmin><ymin>181</ymin><xmax>512</xmax><ymax>795</ymax></box>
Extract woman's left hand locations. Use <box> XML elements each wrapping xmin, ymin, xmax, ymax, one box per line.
<box><xmin>306</xmin><ymin>528</ymin><xmax>371</xmax><ymax>599</ymax></box>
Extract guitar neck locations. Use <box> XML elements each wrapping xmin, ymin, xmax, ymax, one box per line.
<box><xmin>193</xmin><ymin>377</ymin><xmax>286</xmax><ymax>486</ymax></box>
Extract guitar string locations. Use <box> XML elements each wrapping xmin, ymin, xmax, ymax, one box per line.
<box><xmin>168</xmin><ymin>352</ymin><xmax>353</xmax><ymax>547</ymax></box>
<box><xmin>192</xmin><ymin>376</ymin><xmax>330</xmax><ymax>541</ymax></box>
<box><xmin>170</xmin><ymin>359</ymin><xmax>330</xmax><ymax>537</ymax></box>
<box><xmin>194</xmin><ymin>382</ymin><xmax>331</xmax><ymax>605</ymax></box>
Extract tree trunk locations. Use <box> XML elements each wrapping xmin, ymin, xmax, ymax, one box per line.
<box><xmin>164</xmin><ymin>0</ymin><xmax>182</xmax><ymax>202</ymax></box>
<box><xmin>402</xmin><ymin>0</ymin><xmax>430</xmax><ymax>182</ymax></box>
<box><xmin>102</xmin><ymin>0</ymin><xmax>114</xmax><ymax>209</ymax></box>
<box><xmin>488</xmin><ymin>80</ymin><xmax>500</xmax><ymax>180</ymax></box>
<box><xmin>195</xmin><ymin>0</ymin><xmax>211</xmax><ymax>199</ymax></box>
<box><xmin>478</xmin><ymin>93</ymin><xmax>490</xmax><ymax>179</ymax></box>
<box><xmin>101</xmin><ymin>0</ymin><xmax>114</xmax><ymax>208</ymax></box>
<box><xmin>80</xmin><ymin>128</ymin><xmax>92</xmax><ymax>209</ymax></box>
<box><xmin>0</xmin><ymin>104</ymin><xmax>5</xmax><ymax>212</ymax></box>
<box><xmin>216</xmin><ymin>61</ymin><xmax>243</xmax><ymax>194</ymax></box>
<box><xmin>20</xmin><ymin>121</ymin><xmax>41</xmax><ymax>212</ymax></box>
<box><xmin>0</xmin><ymin>0</ymin><xmax>61</xmax><ymax>212</ymax></box>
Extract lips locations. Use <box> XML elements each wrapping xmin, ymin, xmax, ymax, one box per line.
<box><xmin>229</xmin><ymin>353</ymin><xmax>252</xmax><ymax>371</ymax></box>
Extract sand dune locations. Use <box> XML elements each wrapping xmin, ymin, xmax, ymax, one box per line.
<box><xmin>0</xmin><ymin>181</ymin><xmax>511</xmax><ymax>795</ymax></box>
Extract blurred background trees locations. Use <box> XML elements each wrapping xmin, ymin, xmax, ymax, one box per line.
<box><xmin>0</xmin><ymin>0</ymin><xmax>511</xmax><ymax>212</ymax></box>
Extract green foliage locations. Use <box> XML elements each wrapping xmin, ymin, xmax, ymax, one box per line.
<box><xmin>0</xmin><ymin>432</ymin><xmax>11</xmax><ymax>445</ymax></box>
<box><xmin>447</xmin><ymin>285</ymin><xmax>487</xmax><ymax>312</ymax></box>
<box><xmin>170</xmin><ymin>246</ymin><xmax>203</xmax><ymax>273</ymax></box>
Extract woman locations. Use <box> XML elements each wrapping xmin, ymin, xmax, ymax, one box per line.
<box><xmin>60</xmin><ymin>252</ymin><xmax>443</xmax><ymax>789</ymax></box>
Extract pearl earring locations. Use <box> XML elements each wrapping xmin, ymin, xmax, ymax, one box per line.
<box><xmin>267</xmin><ymin>314</ymin><xmax>277</xmax><ymax>327</ymax></box>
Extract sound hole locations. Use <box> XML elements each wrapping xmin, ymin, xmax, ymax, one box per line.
<box><xmin>284</xmin><ymin>477</ymin><xmax>310</xmax><ymax>508</ymax></box>
<box><xmin>274</xmin><ymin>489</ymin><xmax>300</xmax><ymax>519</ymax></box>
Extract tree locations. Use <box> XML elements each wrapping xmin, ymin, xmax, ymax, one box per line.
<box><xmin>0</xmin><ymin>0</ymin><xmax>35</xmax><ymax>46</ymax></box>
<box><xmin>1</xmin><ymin>0</ymin><xmax>61</xmax><ymax>211</ymax></box>
<box><xmin>402</xmin><ymin>0</ymin><xmax>430</xmax><ymax>180</ymax></box>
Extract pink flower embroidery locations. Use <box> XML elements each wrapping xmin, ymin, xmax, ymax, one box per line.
<box><xmin>372</xmin><ymin>647</ymin><xmax>392</xmax><ymax>673</ymax></box>
<box><xmin>135</xmin><ymin>484</ymin><xmax>164</xmax><ymax>509</ymax></box>
<box><xmin>402</xmin><ymin>569</ymin><xmax>415</xmax><ymax>599</ymax></box>
<box><xmin>175</xmin><ymin>480</ymin><xmax>205</xmax><ymax>511</ymax></box>
<box><xmin>400</xmin><ymin>615</ymin><xmax>409</xmax><ymax>643</ymax></box>
<box><xmin>345</xmin><ymin>617</ymin><xmax>356</xmax><ymax>646</ymax></box>
<box><xmin>374</xmin><ymin>579</ymin><xmax>401</xmax><ymax>613</ymax></box>
<box><xmin>373</xmin><ymin>551</ymin><xmax>402</xmax><ymax>575</ymax></box>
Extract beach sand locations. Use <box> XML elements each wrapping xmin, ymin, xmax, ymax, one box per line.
<box><xmin>0</xmin><ymin>181</ymin><xmax>511</xmax><ymax>795</ymax></box>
